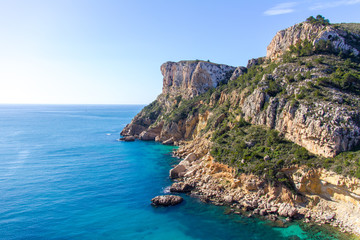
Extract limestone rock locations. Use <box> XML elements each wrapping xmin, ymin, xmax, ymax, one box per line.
<box><xmin>169</xmin><ymin>164</ymin><xmax>187</xmax><ymax>179</ymax></box>
<box><xmin>121</xmin><ymin>123</ymin><xmax>146</xmax><ymax>137</ymax></box>
<box><xmin>224</xmin><ymin>195</ymin><xmax>233</xmax><ymax>203</ymax></box>
<box><xmin>266</xmin><ymin>22</ymin><xmax>360</xmax><ymax>61</ymax></box>
<box><xmin>119</xmin><ymin>136</ymin><xmax>135</xmax><ymax>142</ymax></box>
<box><xmin>278</xmin><ymin>203</ymin><xmax>298</xmax><ymax>218</ymax></box>
<box><xmin>230</xmin><ymin>66</ymin><xmax>247</xmax><ymax>81</ymax></box>
<box><xmin>151</xmin><ymin>195</ymin><xmax>183</xmax><ymax>206</ymax></box>
<box><xmin>240</xmin><ymin>87</ymin><xmax>360</xmax><ymax>157</ymax></box>
<box><xmin>247</xmin><ymin>58</ymin><xmax>263</xmax><ymax>68</ymax></box>
<box><xmin>183</xmin><ymin>153</ymin><xmax>197</xmax><ymax>163</ymax></box>
<box><xmin>170</xmin><ymin>182</ymin><xmax>193</xmax><ymax>193</ymax></box>
<box><xmin>162</xmin><ymin>137</ymin><xmax>174</xmax><ymax>145</ymax></box>
<box><xmin>139</xmin><ymin>130</ymin><xmax>158</xmax><ymax>141</ymax></box>
<box><xmin>161</xmin><ymin>60</ymin><xmax>235</xmax><ymax>99</ymax></box>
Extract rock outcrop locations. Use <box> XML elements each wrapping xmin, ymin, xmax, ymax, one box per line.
<box><xmin>267</xmin><ymin>22</ymin><xmax>360</xmax><ymax>60</ymax></box>
<box><xmin>241</xmin><ymin>86</ymin><xmax>360</xmax><ymax>157</ymax></box>
<box><xmin>161</xmin><ymin>60</ymin><xmax>236</xmax><ymax>99</ymax></box>
<box><xmin>151</xmin><ymin>195</ymin><xmax>183</xmax><ymax>206</ymax></box>
<box><xmin>169</xmin><ymin>152</ymin><xmax>360</xmax><ymax>235</ymax></box>
<box><xmin>119</xmin><ymin>136</ymin><xmax>135</xmax><ymax>142</ymax></box>
<box><xmin>122</xmin><ymin>18</ymin><xmax>360</xmax><ymax>236</ymax></box>
<box><xmin>230</xmin><ymin>66</ymin><xmax>247</xmax><ymax>81</ymax></box>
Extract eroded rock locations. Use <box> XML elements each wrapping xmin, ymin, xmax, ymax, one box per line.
<box><xmin>170</xmin><ymin>182</ymin><xmax>193</xmax><ymax>193</ymax></box>
<box><xmin>151</xmin><ymin>195</ymin><xmax>183</xmax><ymax>206</ymax></box>
<box><xmin>169</xmin><ymin>164</ymin><xmax>187</xmax><ymax>179</ymax></box>
<box><xmin>119</xmin><ymin>136</ymin><xmax>135</xmax><ymax>142</ymax></box>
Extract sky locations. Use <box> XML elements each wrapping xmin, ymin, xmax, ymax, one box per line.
<box><xmin>0</xmin><ymin>0</ymin><xmax>360</xmax><ymax>105</ymax></box>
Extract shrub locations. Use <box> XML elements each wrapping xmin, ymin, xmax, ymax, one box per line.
<box><xmin>306</xmin><ymin>15</ymin><xmax>330</xmax><ymax>26</ymax></box>
<box><xmin>305</xmin><ymin>62</ymin><xmax>314</xmax><ymax>69</ymax></box>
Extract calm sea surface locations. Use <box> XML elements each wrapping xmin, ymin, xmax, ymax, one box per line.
<box><xmin>0</xmin><ymin>104</ymin><xmax>344</xmax><ymax>239</ymax></box>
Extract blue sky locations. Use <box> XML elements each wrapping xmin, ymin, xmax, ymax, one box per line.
<box><xmin>0</xmin><ymin>0</ymin><xmax>359</xmax><ymax>104</ymax></box>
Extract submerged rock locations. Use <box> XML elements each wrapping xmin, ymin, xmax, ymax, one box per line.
<box><xmin>151</xmin><ymin>195</ymin><xmax>183</xmax><ymax>207</ymax></box>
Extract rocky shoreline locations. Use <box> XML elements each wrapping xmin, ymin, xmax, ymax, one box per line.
<box><xmin>168</xmin><ymin>149</ymin><xmax>360</xmax><ymax>238</ymax></box>
<box><xmin>120</xmin><ymin>18</ymin><xmax>360</xmax><ymax>239</ymax></box>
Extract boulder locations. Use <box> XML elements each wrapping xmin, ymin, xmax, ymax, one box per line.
<box><xmin>223</xmin><ymin>195</ymin><xmax>233</xmax><ymax>204</ymax></box>
<box><xmin>179</xmin><ymin>160</ymin><xmax>191</xmax><ymax>168</ymax></box>
<box><xmin>119</xmin><ymin>136</ymin><xmax>135</xmax><ymax>142</ymax></box>
<box><xmin>151</xmin><ymin>195</ymin><xmax>183</xmax><ymax>206</ymax></box>
<box><xmin>121</xmin><ymin>123</ymin><xmax>146</xmax><ymax>137</ymax></box>
<box><xmin>139</xmin><ymin>130</ymin><xmax>158</xmax><ymax>141</ymax></box>
<box><xmin>162</xmin><ymin>137</ymin><xmax>174</xmax><ymax>145</ymax></box>
<box><xmin>324</xmin><ymin>213</ymin><xmax>336</xmax><ymax>221</ymax></box>
<box><xmin>170</xmin><ymin>182</ymin><xmax>193</xmax><ymax>193</ymax></box>
<box><xmin>169</xmin><ymin>164</ymin><xmax>187</xmax><ymax>179</ymax></box>
<box><xmin>183</xmin><ymin>153</ymin><xmax>197</xmax><ymax>163</ymax></box>
<box><xmin>278</xmin><ymin>203</ymin><xmax>298</xmax><ymax>218</ymax></box>
<box><xmin>260</xmin><ymin>209</ymin><xmax>268</xmax><ymax>216</ymax></box>
<box><xmin>269</xmin><ymin>206</ymin><xmax>279</xmax><ymax>214</ymax></box>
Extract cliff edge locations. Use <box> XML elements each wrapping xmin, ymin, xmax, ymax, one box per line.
<box><xmin>121</xmin><ymin>16</ymin><xmax>360</xmax><ymax>236</ymax></box>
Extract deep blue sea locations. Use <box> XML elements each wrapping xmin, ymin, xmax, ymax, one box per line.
<box><xmin>0</xmin><ymin>104</ymin><xmax>345</xmax><ymax>240</ymax></box>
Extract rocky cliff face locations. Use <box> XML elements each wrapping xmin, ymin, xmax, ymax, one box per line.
<box><xmin>170</xmin><ymin>149</ymin><xmax>360</xmax><ymax>235</ymax></box>
<box><xmin>123</xmin><ymin>57</ymin><xmax>360</xmax><ymax>158</ymax></box>
<box><xmin>121</xmin><ymin>18</ymin><xmax>360</xmax><ymax>236</ymax></box>
<box><xmin>267</xmin><ymin>22</ymin><xmax>360</xmax><ymax>60</ymax></box>
<box><xmin>241</xmin><ymin>83</ymin><xmax>360</xmax><ymax>158</ymax></box>
<box><xmin>161</xmin><ymin>61</ymin><xmax>236</xmax><ymax>99</ymax></box>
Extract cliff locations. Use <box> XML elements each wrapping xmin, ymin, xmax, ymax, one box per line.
<box><xmin>121</xmin><ymin>17</ymin><xmax>360</xmax><ymax>236</ymax></box>
<box><xmin>161</xmin><ymin>60</ymin><xmax>236</xmax><ymax>99</ymax></box>
<box><xmin>267</xmin><ymin>22</ymin><xmax>360</xmax><ymax>61</ymax></box>
<box><xmin>121</xmin><ymin>60</ymin><xmax>238</xmax><ymax>142</ymax></box>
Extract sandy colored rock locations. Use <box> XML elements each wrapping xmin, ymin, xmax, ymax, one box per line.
<box><xmin>266</xmin><ymin>22</ymin><xmax>359</xmax><ymax>61</ymax></box>
<box><xmin>161</xmin><ymin>61</ymin><xmax>235</xmax><ymax>99</ymax></box>
<box><xmin>169</xmin><ymin>164</ymin><xmax>187</xmax><ymax>179</ymax></box>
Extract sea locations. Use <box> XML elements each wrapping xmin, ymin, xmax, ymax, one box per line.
<box><xmin>0</xmin><ymin>104</ymin><xmax>348</xmax><ymax>240</ymax></box>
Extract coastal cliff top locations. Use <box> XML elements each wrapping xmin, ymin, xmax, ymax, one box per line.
<box><xmin>122</xmin><ymin>15</ymin><xmax>360</xmax><ymax>178</ymax></box>
<box><xmin>266</xmin><ymin>16</ymin><xmax>360</xmax><ymax>60</ymax></box>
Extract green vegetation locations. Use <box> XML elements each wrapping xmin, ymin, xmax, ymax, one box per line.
<box><xmin>334</xmin><ymin>23</ymin><xmax>360</xmax><ymax>35</ymax></box>
<box><xmin>211</xmin><ymin>121</ymin><xmax>317</xmax><ymax>181</ymax></box>
<box><xmin>159</xmin><ymin>52</ymin><xmax>360</xmax><ymax>181</ymax></box>
<box><xmin>138</xmin><ymin>100</ymin><xmax>163</xmax><ymax>124</ymax></box>
<box><xmin>317</xmin><ymin>67</ymin><xmax>360</xmax><ymax>95</ymax></box>
<box><xmin>137</xmin><ymin>17</ymin><xmax>360</xmax><ymax>183</ymax></box>
<box><xmin>306</xmin><ymin>15</ymin><xmax>330</xmax><ymax>26</ymax></box>
<box><xmin>210</xmin><ymin>117</ymin><xmax>360</xmax><ymax>180</ymax></box>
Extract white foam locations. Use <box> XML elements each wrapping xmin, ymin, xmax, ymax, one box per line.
<box><xmin>163</xmin><ymin>186</ymin><xmax>171</xmax><ymax>193</ymax></box>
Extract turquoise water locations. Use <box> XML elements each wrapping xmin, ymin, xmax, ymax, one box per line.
<box><xmin>0</xmin><ymin>104</ymin><xmax>342</xmax><ymax>239</ymax></box>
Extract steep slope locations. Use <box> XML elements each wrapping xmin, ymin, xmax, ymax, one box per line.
<box><xmin>267</xmin><ymin>21</ymin><xmax>360</xmax><ymax>61</ymax></box>
<box><xmin>121</xmin><ymin>60</ymin><xmax>237</xmax><ymax>142</ymax></box>
<box><xmin>121</xmin><ymin>17</ymin><xmax>360</xmax><ymax>236</ymax></box>
<box><xmin>161</xmin><ymin>60</ymin><xmax>236</xmax><ymax>99</ymax></box>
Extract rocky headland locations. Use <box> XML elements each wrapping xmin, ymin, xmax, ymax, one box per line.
<box><xmin>122</xmin><ymin>16</ymin><xmax>360</xmax><ymax>237</ymax></box>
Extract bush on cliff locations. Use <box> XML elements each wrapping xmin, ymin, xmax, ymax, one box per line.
<box><xmin>306</xmin><ymin>15</ymin><xmax>330</xmax><ymax>26</ymax></box>
<box><xmin>211</xmin><ymin>121</ymin><xmax>319</xmax><ymax>182</ymax></box>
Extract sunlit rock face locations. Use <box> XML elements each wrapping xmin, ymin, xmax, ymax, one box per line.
<box><xmin>266</xmin><ymin>22</ymin><xmax>360</xmax><ymax>61</ymax></box>
<box><xmin>161</xmin><ymin>60</ymin><xmax>236</xmax><ymax>99</ymax></box>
